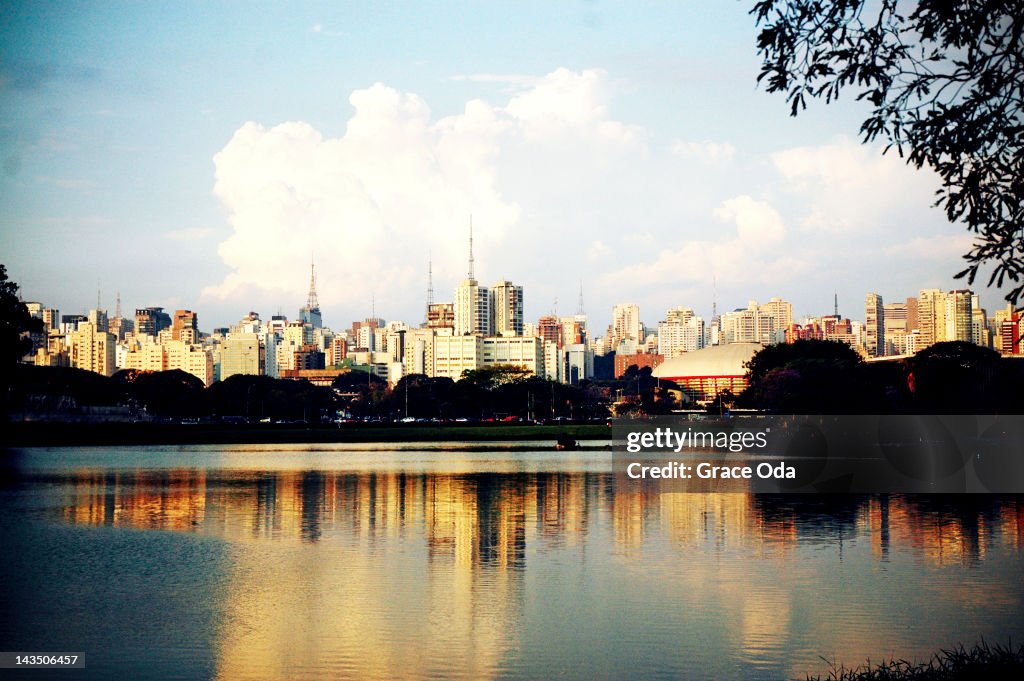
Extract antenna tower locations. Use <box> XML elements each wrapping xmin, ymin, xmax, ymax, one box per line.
<box><xmin>306</xmin><ymin>258</ymin><xmax>320</xmax><ymax>311</ymax></box>
<box><xmin>712</xmin><ymin>275</ymin><xmax>718</xmax><ymax>319</ymax></box>
<box><xmin>427</xmin><ymin>257</ymin><xmax>434</xmax><ymax>307</ymax></box>
<box><xmin>467</xmin><ymin>216</ymin><xmax>475</xmax><ymax>280</ymax></box>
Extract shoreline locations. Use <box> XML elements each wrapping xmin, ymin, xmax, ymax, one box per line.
<box><xmin>2</xmin><ymin>421</ymin><xmax>613</xmax><ymax>448</ymax></box>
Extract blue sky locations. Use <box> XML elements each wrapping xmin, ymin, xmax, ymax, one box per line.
<box><xmin>1</xmin><ymin>1</ymin><xmax>1003</xmax><ymax>333</ymax></box>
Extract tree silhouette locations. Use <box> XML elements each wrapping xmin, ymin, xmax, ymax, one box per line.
<box><xmin>1</xmin><ymin>264</ymin><xmax>43</xmax><ymax>368</ymax></box>
<box><xmin>752</xmin><ymin>1</ymin><xmax>1024</xmax><ymax>301</ymax></box>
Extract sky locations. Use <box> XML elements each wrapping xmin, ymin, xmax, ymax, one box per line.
<box><xmin>0</xmin><ymin>1</ymin><xmax>1007</xmax><ymax>335</ymax></box>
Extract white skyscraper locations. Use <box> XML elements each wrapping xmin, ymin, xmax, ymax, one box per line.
<box><xmin>610</xmin><ymin>303</ymin><xmax>642</xmax><ymax>347</ymax></box>
<box><xmin>490</xmin><ymin>280</ymin><xmax>524</xmax><ymax>336</ymax></box>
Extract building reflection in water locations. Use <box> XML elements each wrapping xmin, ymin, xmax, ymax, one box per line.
<box><xmin>55</xmin><ymin>469</ymin><xmax>1024</xmax><ymax>679</ymax></box>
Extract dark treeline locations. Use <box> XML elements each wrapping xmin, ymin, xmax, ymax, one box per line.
<box><xmin>737</xmin><ymin>339</ymin><xmax>1024</xmax><ymax>414</ymax></box>
<box><xmin>5</xmin><ymin>340</ymin><xmax>1024</xmax><ymax>424</ymax></box>
<box><xmin>4</xmin><ymin>364</ymin><xmax>624</xmax><ymax>423</ymax></box>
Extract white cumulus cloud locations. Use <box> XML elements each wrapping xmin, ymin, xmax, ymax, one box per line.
<box><xmin>203</xmin><ymin>68</ymin><xmax>652</xmax><ymax>319</ymax></box>
<box><xmin>771</xmin><ymin>136</ymin><xmax>939</xmax><ymax>234</ymax></box>
<box><xmin>671</xmin><ymin>140</ymin><xmax>736</xmax><ymax>164</ymax></box>
<box><xmin>714</xmin><ymin>195</ymin><xmax>785</xmax><ymax>244</ymax></box>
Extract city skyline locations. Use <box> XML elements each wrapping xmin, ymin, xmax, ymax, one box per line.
<box><xmin>1</xmin><ymin>2</ymin><xmax>1010</xmax><ymax>334</ymax></box>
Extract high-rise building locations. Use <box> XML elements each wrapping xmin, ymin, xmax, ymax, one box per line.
<box><xmin>164</xmin><ymin>340</ymin><xmax>213</xmax><ymax>386</ymax></box>
<box><xmin>433</xmin><ymin>335</ymin><xmax>483</xmax><ymax>379</ymax></box>
<box><xmin>42</xmin><ymin>307</ymin><xmax>60</xmax><ymax>331</ymax></box>
<box><xmin>970</xmin><ymin>294</ymin><xmax>989</xmax><ymax>348</ymax></box>
<box><xmin>490</xmin><ymin>280</ymin><xmax>524</xmax><ymax>337</ymax></box>
<box><xmin>610</xmin><ymin>303</ymin><xmax>642</xmax><ymax>347</ymax></box>
<box><xmin>882</xmin><ymin>302</ymin><xmax>908</xmax><ymax>355</ymax></box>
<box><xmin>994</xmin><ymin>304</ymin><xmax>1021</xmax><ymax>355</ymax></box>
<box><xmin>70</xmin><ymin>321</ymin><xmax>116</xmax><ymax>376</ymax></box>
<box><xmin>135</xmin><ymin>307</ymin><xmax>171</xmax><ymax>338</ymax></box>
<box><xmin>917</xmin><ymin>289</ymin><xmax>945</xmax><ymax>348</ymax></box>
<box><xmin>944</xmin><ymin>290</ymin><xmax>973</xmax><ymax>343</ymax></box>
<box><xmin>537</xmin><ymin>315</ymin><xmax>562</xmax><ymax>348</ymax></box>
<box><xmin>171</xmin><ymin>309</ymin><xmax>198</xmax><ymax>343</ymax></box>
<box><xmin>759</xmin><ymin>297</ymin><xmax>793</xmax><ymax>332</ymax></box>
<box><xmin>905</xmin><ymin>297</ymin><xmax>919</xmax><ymax>333</ymax></box>
<box><xmin>658</xmin><ymin>307</ymin><xmax>704</xmax><ymax>358</ymax></box>
<box><xmin>865</xmin><ymin>293</ymin><xmax>884</xmax><ymax>357</ymax></box>
<box><xmin>721</xmin><ymin>301</ymin><xmax>773</xmax><ymax>345</ymax></box>
<box><xmin>87</xmin><ymin>308</ymin><xmax>109</xmax><ymax>333</ymax></box>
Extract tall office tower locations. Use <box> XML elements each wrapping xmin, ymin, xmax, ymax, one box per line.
<box><xmin>882</xmin><ymin>302</ymin><xmax>908</xmax><ymax>355</ymax></box>
<box><xmin>760</xmin><ymin>297</ymin><xmax>794</xmax><ymax>332</ymax></box>
<box><xmin>995</xmin><ymin>304</ymin><xmax>1020</xmax><ymax>355</ymax></box>
<box><xmin>453</xmin><ymin>222</ymin><xmax>490</xmax><ymax>336</ymax></box>
<box><xmin>611</xmin><ymin>303</ymin><xmax>642</xmax><ymax>347</ymax></box>
<box><xmin>944</xmin><ymin>289</ymin><xmax>973</xmax><ymax>343</ymax></box>
<box><xmin>87</xmin><ymin>308</ymin><xmax>109</xmax><ymax>333</ymax></box>
<box><xmin>721</xmin><ymin>302</ymin><xmax>774</xmax><ymax>345</ymax></box>
<box><xmin>970</xmin><ymin>294</ymin><xmax>989</xmax><ymax>347</ymax></box>
<box><xmin>658</xmin><ymin>307</ymin><xmax>704</xmax><ymax>358</ymax></box>
<box><xmin>917</xmin><ymin>289</ymin><xmax>946</xmax><ymax>348</ymax></box>
<box><xmin>905</xmin><ymin>297</ymin><xmax>919</xmax><ymax>332</ymax></box>
<box><xmin>560</xmin><ymin>315</ymin><xmax>588</xmax><ymax>347</ymax></box>
<box><xmin>883</xmin><ymin>303</ymin><xmax>907</xmax><ymax>332</ymax></box>
<box><xmin>172</xmin><ymin>309</ymin><xmax>199</xmax><ymax>343</ymax></box>
<box><xmin>865</xmin><ymin>293</ymin><xmax>884</xmax><ymax>357</ymax></box>
<box><xmin>537</xmin><ymin>315</ymin><xmax>562</xmax><ymax>348</ymax></box>
<box><xmin>70</xmin><ymin>321</ymin><xmax>116</xmax><ymax>376</ymax></box>
<box><xmin>42</xmin><ymin>308</ymin><xmax>60</xmax><ymax>331</ymax></box>
<box><xmin>135</xmin><ymin>307</ymin><xmax>171</xmax><ymax>338</ymax></box>
<box><xmin>299</xmin><ymin>260</ymin><xmax>323</xmax><ymax>329</ymax></box>
<box><xmin>490</xmin><ymin>280</ymin><xmax>524</xmax><ymax>336</ymax></box>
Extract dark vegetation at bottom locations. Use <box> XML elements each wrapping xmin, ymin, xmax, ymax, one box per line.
<box><xmin>804</xmin><ymin>641</ymin><xmax>1024</xmax><ymax>681</ymax></box>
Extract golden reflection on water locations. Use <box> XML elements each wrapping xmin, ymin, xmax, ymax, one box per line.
<box><xmin>55</xmin><ymin>469</ymin><xmax>1024</xmax><ymax>680</ymax></box>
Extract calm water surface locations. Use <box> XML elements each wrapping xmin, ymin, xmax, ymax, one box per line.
<box><xmin>1</xmin><ymin>443</ymin><xmax>1022</xmax><ymax>680</ymax></box>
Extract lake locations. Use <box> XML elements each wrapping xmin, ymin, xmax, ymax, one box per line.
<box><xmin>1</xmin><ymin>443</ymin><xmax>1022</xmax><ymax>680</ymax></box>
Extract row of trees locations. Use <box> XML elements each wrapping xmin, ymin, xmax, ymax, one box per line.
<box><xmin>6</xmin><ymin>340</ymin><xmax>1023</xmax><ymax>421</ymax></box>
<box><xmin>5</xmin><ymin>364</ymin><xmax>621</xmax><ymax>423</ymax></box>
<box><xmin>739</xmin><ymin>339</ymin><xmax>1024</xmax><ymax>414</ymax></box>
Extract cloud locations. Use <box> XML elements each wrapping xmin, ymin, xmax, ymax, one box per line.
<box><xmin>884</xmin><ymin>234</ymin><xmax>976</xmax><ymax>260</ymax></box>
<box><xmin>605</xmin><ymin>238</ymin><xmax>810</xmax><ymax>290</ymax></box>
<box><xmin>205</xmin><ymin>68</ymin><xmax>658</xmax><ymax>315</ymax></box>
<box><xmin>310</xmin><ymin>23</ymin><xmax>345</xmax><ymax>37</ymax></box>
<box><xmin>165</xmin><ymin>227</ymin><xmax>215</xmax><ymax>242</ymax></box>
<box><xmin>771</xmin><ymin>136</ymin><xmax>939</xmax><ymax>234</ymax></box>
<box><xmin>206</xmin><ymin>85</ymin><xmax>522</xmax><ymax>307</ymax></box>
<box><xmin>586</xmin><ymin>240</ymin><xmax>612</xmax><ymax>262</ymax></box>
<box><xmin>672</xmin><ymin>140</ymin><xmax>735</xmax><ymax>164</ymax></box>
<box><xmin>503</xmin><ymin>67</ymin><xmax>643</xmax><ymax>144</ymax></box>
<box><xmin>714</xmin><ymin>195</ymin><xmax>785</xmax><ymax>244</ymax></box>
<box><xmin>205</xmin><ymin>69</ymin><xmax>963</xmax><ymax>327</ymax></box>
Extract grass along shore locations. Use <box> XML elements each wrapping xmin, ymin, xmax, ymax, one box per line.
<box><xmin>804</xmin><ymin>641</ymin><xmax>1024</xmax><ymax>681</ymax></box>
